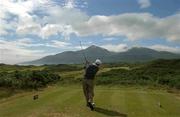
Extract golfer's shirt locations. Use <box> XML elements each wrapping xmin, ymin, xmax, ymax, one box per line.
<box><xmin>84</xmin><ymin>64</ymin><xmax>99</xmax><ymax>80</ymax></box>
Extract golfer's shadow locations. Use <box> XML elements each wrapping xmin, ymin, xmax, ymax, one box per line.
<box><xmin>94</xmin><ymin>107</ymin><xmax>127</xmax><ymax>117</ymax></box>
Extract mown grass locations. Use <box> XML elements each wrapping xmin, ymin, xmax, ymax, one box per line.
<box><xmin>0</xmin><ymin>85</ymin><xmax>180</xmax><ymax>117</ymax></box>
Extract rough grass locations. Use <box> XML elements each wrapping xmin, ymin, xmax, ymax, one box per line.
<box><xmin>0</xmin><ymin>85</ymin><xmax>180</xmax><ymax>117</ymax></box>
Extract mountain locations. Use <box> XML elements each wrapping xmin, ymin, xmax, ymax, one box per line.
<box><xmin>21</xmin><ymin>45</ymin><xmax>180</xmax><ymax>65</ymax></box>
<box><xmin>110</xmin><ymin>47</ymin><xmax>180</xmax><ymax>62</ymax></box>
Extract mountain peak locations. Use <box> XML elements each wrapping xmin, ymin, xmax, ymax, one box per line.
<box><xmin>128</xmin><ymin>47</ymin><xmax>156</xmax><ymax>52</ymax></box>
<box><xmin>87</xmin><ymin>45</ymin><xmax>101</xmax><ymax>49</ymax></box>
<box><xmin>85</xmin><ymin>45</ymin><xmax>110</xmax><ymax>53</ymax></box>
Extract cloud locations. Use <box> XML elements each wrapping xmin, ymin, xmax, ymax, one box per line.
<box><xmin>62</xmin><ymin>0</ymin><xmax>88</xmax><ymax>9</ymax></box>
<box><xmin>40</xmin><ymin>6</ymin><xmax>88</xmax><ymax>39</ymax></box>
<box><xmin>40</xmin><ymin>24</ymin><xmax>75</xmax><ymax>40</ymax></box>
<box><xmin>75</xmin><ymin>13</ymin><xmax>180</xmax><ymax>42</ymax></box>
<box><xmin>0</xmin><ymin>38</ymin><xmax>74</xmax><ymax>64</ymax></box>
<box><xmin>12</xmin><ymin>38</ymin><xmax>47</xmax><ymax>47</ymax></box>
<box><xmin>1</xmin><ymin>0</ymin><xmax>51</xmax><ymax>16</ymax></box>
<box><xmin>0</xmin><ymin>19</ymin><xmax>9</xmax><ymax>35</ymax></box>
<box><xmin>1</xmin><ymin>0</ymin><xmax>180</xmax><ymax>42</ymax></box>
<box><xmin>0</xmin><ymin>0</ymin><xmax>51</xmax><ymax>37</ymax></box>
<box><xmin>103</xmin><ymin>37</ymin><xmax>118</xmax><ymax>41</ymax></box>
<box><xmin>49</xmin><ymin>40</ymin><xmax>71</xmax><ymax>48</ymax></box>
<box><xmin>148</xmin><ymin>45</ymin><xmax>180</xmax><ymax>53</ymax></box>
<box><xmin>16</xmin><ymin>14</ymin><xmax>41</xmax><ymax>35</ymax></box>
<box><xmin>101</xmin><ymin>44</ymin><xmax>128</xmax><ymax>52</ymax></box>
<box><xmin>64</xmin><ymin>0</ymin><xmax>76</xmax><ymax>9</ymax></box>
<box><xmin>0</xmin><ymin>39</ymin><xmax>48</xmax><ymax>64</ymax></box>
<box><xmin>1</xmin><ymin>1</ymin><xmax>86</xmax><ymax>40</ymax></box>
<box><xmin>45</xmin><ymin>40</ymin><xmax>88</xmax><ymax>50</ymax></box>
<box><xmin>0</xmin><ymin>10</ymin><xmax>17</xmax><ymax>35</ymax></box>
<box><xmin>40</xmin><ymin>24</ymin><xmax>62</xmax><ymax>39</ymax></box>
<box><xmin>138</xmin><ymin>0</ymin><xmax>151</xmax><ymax>8</ymax></box>
<box><xmin>12</xmin><ymin>4</ymin><xmax>88</xmax><ymax>39</ymax></box>
<box><xmin>43</xmin><ymin>4</ymin><xmax>88</xmax><ymax>24</ymax></box>
<box><xmin>0</xmin><ymin>0</ymin><xmax>33</xmax><ymax>17</ymax></box>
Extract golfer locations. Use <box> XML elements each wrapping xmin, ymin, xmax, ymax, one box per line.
<box><xmin>83</xmin><ymin>59</ymin><xmax>102</xmax><ymax>110</ymax></box>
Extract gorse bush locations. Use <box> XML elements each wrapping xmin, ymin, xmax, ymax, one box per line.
<box><xmin>0</xmin><ymin>59</ymin><xmax>179</xmax><ymax>89</ymax></box>
<box><xmin>44</xmin><ymin>64</ymin><xmax>82</xmax><ymax>72</ymax></box>
<box><xmin>97</xmin><ymin>59</ymin><xmax>180</xmax><ymax>89</ymax></box>
<box><xmin>0</xmin><ymin>70</ymin><xmax>61</xmax><ymax>89</ymax></box>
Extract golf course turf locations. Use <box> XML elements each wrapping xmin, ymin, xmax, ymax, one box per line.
<box><xmin>0</xmin><ymin>85</ymin><xmax>180</xmax><ymax>117</ymax></box>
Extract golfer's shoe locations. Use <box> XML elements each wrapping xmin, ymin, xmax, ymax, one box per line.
<box><xmin>92</xmin><ymin>102</ymin><xmax>95</xmax><ymax>107</ymax></box>
<box><xmin>87</xmin><ymin>102</ymin><xmax>95</xmax><ymax>107</ymax></box>
<box><xmin>88</xmin><ymin>102</ymin><xmax>94</xmax><ymax>111</ymax></box>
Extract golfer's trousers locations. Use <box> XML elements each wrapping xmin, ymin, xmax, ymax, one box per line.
<box><xmin>82</xmin><ymin>79</ymin><xmax>94</xmax><ymax>103</ymax></box>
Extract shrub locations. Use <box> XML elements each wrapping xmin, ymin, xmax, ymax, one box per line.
<box><xmin>0</xmin><ymin>70</ymin><xmax>61</xmax><ymax>90</ymax></box>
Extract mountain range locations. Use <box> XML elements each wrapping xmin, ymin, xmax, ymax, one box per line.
<box><xmin>21</xmin><ymin>45</ymin><xmax>180</xmax><ymax>65</ymax></box>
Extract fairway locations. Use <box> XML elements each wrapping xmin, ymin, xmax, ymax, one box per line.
<box><xmin>0</xmin><ymin>86</ymin><xmax>180</xmax><ymax>117</ymax></box>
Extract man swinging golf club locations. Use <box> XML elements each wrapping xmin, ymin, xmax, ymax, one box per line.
<box><xmin>83</xmin><ymin>59</ymin><xmax>102</xmax><ymax>111</ymax></box>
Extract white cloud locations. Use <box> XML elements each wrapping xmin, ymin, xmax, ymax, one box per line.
<box><xmin>40</xmin><ymin>24</ymin><xmax>62</xmax><ymax>39</ymax></box>
<box><xmin>75</xmin><ymin>13</ymin><xmax>180</xmax><ymax>42</ymax></box>
<box><xmin>43</xmin><ymin>5</ymin><xmax>88</xmax><ymax>24</ymax></box>
<box><xmin>138</xmin><ymin>0</ymin><xmax>151</xmax><ymax>8</ymax></box>
<box><xmin>40</xmin><ymin>24</ymin><xmax>75</xmax><ymax>40</ymax></box>
<box><xmin>0</xmin><ymin>39</ymin><xmax>48</xmax><ymax>64</ymax></box>
<box><xmin>16</xmin><ymin>14</ymin><xmax>41</xmax><ymax>35</ymax></box>
<box><xmin>49</xmin><ymin>40</ymin><xmax>71</xmax><ymax>48</ymax></box>
<box><xmin>103</xmin><ymin>37</ymin><xmax>118</xmax><ymax>41</ymax></box>
<box><xmin>1</xmin><ymin>1</ymin><xmax>84</xmax><ymax>39</ymax></box>
<box><xmin>149</xmin><ymin>45</ymin><xmax>180</xmax><ymax>53</ymax></box>
<box><xmin>43</xmin><ymin>40</ymin><xmax>87</xmax><ymax>51</ymax></box>
<box><xmin>0</xmin><ymin>0</ymin><xmax>51</xmax><ymax>16</ymax></box>
<box><xmin>62</xmin><ymin>0</ymin><xmax>88</xmax><ymax>9</ymax></box>
<box><xmin>74</xmin><ymin>45</ymin><xmax>88</xmax><ymax>50</ymax></box>
<box><xmin>101</xmin><ymin>44</ymin><xmax>128</xmax><ymax>52</ymax></box>
<box><xmin>0</xmin><ymin>19</ymin><xmax>9</xmax><ymax>35</ymax></box>
<box><xmin>0</xmin><ymin>10</ymin><xmax>17</xmax><ymax>35</ymax></box>
<box><xmin>1</xmin><ymin>0</ymin><xmax>179</xmax><ymax>42</ymax></box>
<box><xmin>0</xmin><ymin>0</ymin><xmax>33</xmax><ymax>17</ymax></box>
<box><xmin>1</xmin><ymin>0</ymin><xmax>180</xmax><ymax>43</ymax></box>
<box><xmin>12</xmin><ymin>38</ymin><xmax>46</xmax><ymax>47</ymax></box>
<box><xmin>0</xmin><ymin>0</ymin><xmax>51</xmax><ymax>36</ymax></box>
<box><xmin>37</xmin><ymin>5</ymin><xmax>88</xmax><ymax>39</ymax></box>
<box><xmin>64</xmin><ymin>0</ymin><xmax>76</xmax><ymax>9</ymax></box>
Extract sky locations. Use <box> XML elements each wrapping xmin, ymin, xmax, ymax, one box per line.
<box><xmin>0</xmin><ymin>0</ymin><xmax>180</xmax><ymax>64</ymax></box>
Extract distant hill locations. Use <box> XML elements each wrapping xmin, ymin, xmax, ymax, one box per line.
<box><xmin>21</xmin><ymin>45</ymin><xmax>180</xmax><ymax>65</ymax></box>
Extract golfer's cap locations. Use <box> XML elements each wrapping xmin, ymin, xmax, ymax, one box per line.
<box><xmin>95</xmin><ymin>59</ymin><xmax>102</xmax><ymax>65</ymax></box>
